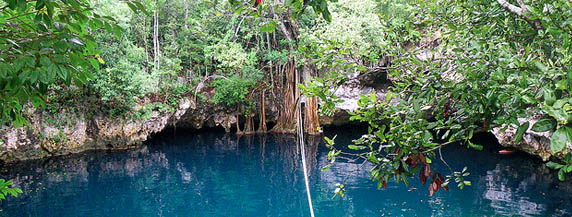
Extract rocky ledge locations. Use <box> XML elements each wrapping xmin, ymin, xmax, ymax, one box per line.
<box><xmin>493</xmin><ymin>116</ymin><xmax>568</xmax><ymax>162</ymax></box>
<box><xmin>0</xmin><ymin>77</ymin><xmax>563</xmax><ymax>163</ymax></box>
<box><xmin>0</xmin><ymin>98</ymin><xmax>192</xmax><ymax>163</ymax></box>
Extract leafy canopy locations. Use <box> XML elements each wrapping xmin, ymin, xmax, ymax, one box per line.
<box><xmin>304</xmin><ymin>0</ymin><xmax>572</xmax><ymax>196</ymax></box>
<box><xmin>0</xmin><ymin>0</ymin><xmax>144</xmax><ymax>125</ymax></box>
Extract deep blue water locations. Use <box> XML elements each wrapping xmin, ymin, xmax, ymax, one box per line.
<box><xmin>1</xmin><ymin>129</ymin><xmax>571</xmax><ymax>217</ymax></box>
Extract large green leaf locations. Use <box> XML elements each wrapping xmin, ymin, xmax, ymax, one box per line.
<box><xmin>544</xmin><ymin>106</ymin><xmax>569</xmax><ymax>124</ymax></box>
<box><xmin>531</xmin><ymin>117</ymin><xmax>557</xmax><ymax>132</ymax></box>
<box><xmin>550</xmin><ymin>127</ymin><xmax>572</xmax><ymax>153</ymax></box>
<box><xmin>514</xmin><ymin>122</ymin><xmax>529</xmax><ymax>144</ymax></box>
<box><xmin>546</xmin><ymin>161</ymin><xmax>564</xmax><ymax>169</ymax></box>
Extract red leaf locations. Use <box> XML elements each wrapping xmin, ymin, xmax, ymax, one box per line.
<box><xmin>432</xmin><ymin>181</ymin><xmax>438</xmax><ymax>192</ymax></box>
<box><xmin>419</xmin><ymin>167</ymin><xmax>427</xmax><ymax>185</ymax></box>
<box><xmin>409</xmin><ymin>154</ymin><xmax>419</xmax><ymax>167</ymax></box>
<box><xmin>419</xmin><ymin>153</ymin><xmax>426</xmax><ymax>165</ymax></box>
<box><xmin>429</xmin><ymin>185</ymin><xmax>434</xmax><ymax>197</ymax></box>
<box><xmin>407</xmin><ymin>154</ymin><xmax>418</xmax><ymax>167</ymax></box>
<box><xmin>424</xmin><ymin>164</ymin><xmax>432</xmax><ymax>177</ymax></box>
<box><xmin>443</xmin><ymin>185</ymin><xmax>449</xmax><ymax>191</ymax></box>
<box><xmin>436</xmin><ymin>173</ymin><xmax>445</xmax><ymax>183</ymax></box>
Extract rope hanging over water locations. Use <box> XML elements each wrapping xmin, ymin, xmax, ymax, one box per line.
<box><xmin>296</xmin><ymin>73</ymin><xmax>315</xmax><ymax>217</ymax></box>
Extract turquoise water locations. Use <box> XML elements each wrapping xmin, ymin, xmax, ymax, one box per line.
<box><xmin>1</xmin><ymin>129</ymin><xmax>571</xmax><ymax>216</ymax></box>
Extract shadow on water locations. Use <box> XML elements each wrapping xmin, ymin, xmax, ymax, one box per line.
<box><xmin>0</xmin><ymin>129</ymin><xmax>571</xmax><ymax>216</ymax></box>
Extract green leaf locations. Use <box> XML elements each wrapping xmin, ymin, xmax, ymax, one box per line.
<box><xmin>113</xmin><ymin>24</ymin><xmax>123</xmax><ymax>39</ymax></box>
<box><xmin>321</xmin><ymin>164</ymin><xmax>332</xmax><ymax>171</ymax></box>
<box><xmin>546</xmin><ymin>161</ymin><xmax>563</xmax><ymax>169</ymax></box>
<box><xmin>544</xmin><ymin>106</ymin><xmax>569</xmax><ymax>124</ymax></box>
<box><xmin>556</xmin><ymin>80</ymin><xmax>568</xmax><ymax>90</ymax></box>
<box><xmin>126</xmin><ymin>2</ymin><xmax>138</xmax><ymax>13</ymax></box>
<box><xmin>566</xmin><ymin>165</ymin><xmax>572</xmax><ymax>173</ymax></box>
<box><xmin>322</xmin><ymin>9</ymin><xmax>332</xmax><ymax>22</ymax></box>
<box><xmin>514</xmin><ymin>122</ymin><xmax>529</xmax><ymax>144</ymax></box>
<box><xmin>367</xmin><ymin>153</ymin><xmax>379</xmax><ymax>164</ymax></box>
<box><xmin>89</xmin><ymin>58</ymin><xmax>100</xmax><ymax>71</ymax></box>
<box><xmin>544</xmin><ymin>88</ymin><xmax>556</xmax><ymax>106</ymax></box>
<box><xmin>57</xmin><ymin>65</ymin><xmax>68</xmax><ymax>80</ymax></box>
<box><xmin>531</xmin><ymin>118</ymin><xmax>556</xmax><ymax>132</ymax></box>
<box><xmin>467</xmin><ymin>141</ymin><xmax>483</xmax><ymax>150</ymax></box>
<box><xmin>324</xmin><ymin>135</ymin><xmax>335</xmax><ymax>146</ymax></box>
<box><xmin>534</xmin><ymin>60</ymin><xmax>548</xmax><ymax>72</ymax></box>
<box><xmin>568</xmin><ymin>70</ymin><xmax>572</xmax><ymax>93</ymax></box>
<box><xmin>40</xmin><ymin>56</ymin><xmax>51</xmax><ymax>66</ymax></box>
<box><xmin>550</xmin><ymin>127</ymin><xmax>572</xmax><ymax>153</ymax></box>
<box><xmin>260</xmin><ymin>22</ymin><xmax>276</xmax><ymax>33</ymax></box>
<box><xmin>558</xmin><ymin>169</ymin><xmax>566</xmax><ymax>181</ymax></box>
<box><xmin>348</xmin><ymin>145</ymin><xmax>366</xmax><ymax>150</ymax></box>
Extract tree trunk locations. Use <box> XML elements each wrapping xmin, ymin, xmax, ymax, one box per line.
<box><xmin>244</xmin><ymin>113</ymin><xmax>255</xmax><ymax>135</ymax></box>
<box><xmin>153</xmin><ymin>1</ymin><xmax>160</xmax><ymax>73</ymax></box>
<box><xmin>270</xmin><ymin>60</ymin><xmax>298</xmax><ymax>134</ymax></box>
<box><xmin>257</xmin><ymin>89</ymin><xmax>267</xmax><ymax>133</ymax></box>
<box><xmin>184</xmin><ymin>0</ymin><xmax>189</xmax><ymax>30</ymax></box>
<box><xmin>143</xmin><ymin>16</ymin><xmax>150</xmax><ymax>73</ymax></box>
<box><xmin>303</xmin><ymin>64</ymin><xmax>321</xmax><ymax>135</ymax></box>
<box><xmin>235</xmin><ymin>107</ymin><xmax>242</xmax><ymax>135</ymax></box>
<box><xmin>266</xmin><ymin>1</ymin><xmax>320</xmax><ymax>136</ymax></box>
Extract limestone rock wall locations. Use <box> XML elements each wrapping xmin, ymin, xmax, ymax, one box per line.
<box><xmin>0</xmin><ymin>99</ymin><xmax>192</xmax><ymax>162</ymax></box>
<box><xmin>492</xmin><ymin>117</ymin><xmax>567</xmax><ymax>161</ymax></box>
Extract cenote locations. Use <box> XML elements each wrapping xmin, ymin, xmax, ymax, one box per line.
<box><xmin>1</xmin><ymin>128</ymin><xmax>571</xmax><ymax>217</ymax></box>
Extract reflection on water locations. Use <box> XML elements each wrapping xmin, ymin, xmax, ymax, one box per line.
<box><xmin>483</xmin><ymin>164</ymin><xmax>545</xmax><ymax>216</ymax></box>
<box><xmin>1</xmin><ymin>131</ymin><xmax>571</xmax><ymax>217</ymax></box>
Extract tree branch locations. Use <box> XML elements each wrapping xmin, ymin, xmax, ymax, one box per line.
<box><xmin>497</xmin><ymin>0</ymin><xmax>542</xmax><ymax>30</ymax></box>
<box><xmin>497</xmin><ymin>0</ymin><xmax>523</xmax><ymax>15</ymax></box>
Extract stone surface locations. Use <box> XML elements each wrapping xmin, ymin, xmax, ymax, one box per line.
<box><xmin>492</xmin><ymin>116</ymin><xmax>566</xmax><ymax>161</ymax></box>
<box><xmin>0</xmin><ymin>99</ymin><xmax>192</xmax><ymax>163</ymax></box>
<box><xmin>319</xmin><ymin>78</ymin><xmax>390</xmax><ymax>126</ymax></box>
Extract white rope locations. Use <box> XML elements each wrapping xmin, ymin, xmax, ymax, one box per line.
<box><xmin>297</xmin><ymin>96</ymin><xmax>315</xmax><ymax>217</ymax></box>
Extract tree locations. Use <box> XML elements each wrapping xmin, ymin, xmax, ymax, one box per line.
<box><xmin>307</xmin><ymin>0</ymin><xmax>572</xmax><ymax>196</ymax></box>
<box><xmin>0</xmin><ymin>0</ymin><xmax>145</xmax><ymax>125</ymax></box>
<box><xmin>0</xmin><ymin>0</ymin><xmax>145</xmax><ymax>200</ymax></box>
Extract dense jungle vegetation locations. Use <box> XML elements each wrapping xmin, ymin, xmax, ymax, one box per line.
<box><xmin>1</xmin><ymin>0</ymin><xmax>572</xmax><ymax>202</ymax></box>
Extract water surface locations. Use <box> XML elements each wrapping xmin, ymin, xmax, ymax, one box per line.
<box><xmin>1</xmin><ymin>129</ymin><xmax>571</xmax><ymax>216</ymax></box>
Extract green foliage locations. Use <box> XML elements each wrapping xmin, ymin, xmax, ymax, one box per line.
<box><xmin>211</xmin><ymin>73</ymin><xmax>259</xmax><ymax>107</ymax></box>
<box><xmin>206</xmin><ymin>41</ymin><xmax>256</xmax><ymax>73</ymax></box>
<box><xmin>264</xmin><ymin>50</ymin><xmax>289</xmax><ymax>64</ymax></box>
<box><xmin>546</xmin><ymin>153</ymin><xmax>572</xmax><ymax>181</ymax></box>
<box><xmin>0</xmin><ymin>179</ymin><xmax>22</xmax><ymax>201</ymax></box>
<box><xmin>0</xmin><ymin>0</ymin><xmax>147</xmax><ymax>125</ymax></box>
<box><xmin>550</xmin><ymin>127</ymin><xmax>572</xmax><ymax>154</ymax></box>
<box><xmin>88</xmin><ymin>41</ymin><xmax>157</xmax><ymax>111</ymax></box>
<box><xmin>308</xmin><ymin>0</ymin><xmax>572</xmax><ymax>196</ymax></box>
<box><xmin>229</xmin><ymin>0</ymin><xmax>334</xmax><ymax>22</ymax></box>
<box><xmin>299</xmin><ymin>0</ymin><xmax>387</xmax><ymax>67</ymax></box>
<box><xmin>0</xmin><ymin>1</ymin><xmax>90</xmax><ymax>124</ymax></box>
<box><xmin>375</xmin><ymin>0</ymin><xmax>572</xmax><ymax>185</ymax></box>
